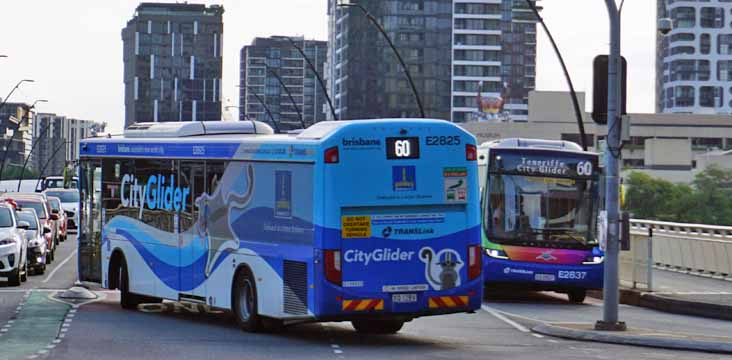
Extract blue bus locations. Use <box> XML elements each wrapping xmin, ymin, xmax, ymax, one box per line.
<box><xmin>77</xmin><ymin>120</ymin><xmax>482</xmax><ymax>333</ymax></box>
<box><xmin>478</xmin><ymin>139</ymin><xmax>603</xmax><ymax>303</ymax></box>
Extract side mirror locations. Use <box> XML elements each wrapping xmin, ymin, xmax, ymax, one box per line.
<box><xmin>17</xmin><ymin>221</ymin><xmax>30</xmax><ymax>230</ymax></box>
<box><xmin>52</xmin><ymin>209</ymin><xmax>59</xmax><ymax>214</ymax></box>
<box><xmin>50</xmin><ymin>214</ymin><xmax>59</xmax><ymax>221</ymax></box>
<box><xmin>43</xmin><ymin>226</ymin><xmax>52</xmax><ymax>234</ymax></box>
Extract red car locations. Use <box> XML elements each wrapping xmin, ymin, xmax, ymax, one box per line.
<box><xmin>46</xmin><ymin>196</ymin><xmax>67</xmax><ymax>242</ymax></box>
<box><xmin>1</xmin><ymin>195</ymin><xmax>59</xmax><ymax>263</ymax></box>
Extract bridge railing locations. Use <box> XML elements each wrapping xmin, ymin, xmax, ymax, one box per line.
<box><xmin>622</xmin><ymin>219</ymin><xmax>732</xmax><ymax>291</ymax></box>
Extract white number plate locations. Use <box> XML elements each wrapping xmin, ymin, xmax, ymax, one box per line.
<box><xmin>392</xmin><ymin>294</ymin><xmax>418</xmax><ymax>303</ymax></box>
<box><xmin>534</xmin><ymin>274</ymin><xmax>556</xmax><ymax>282</ymax></box>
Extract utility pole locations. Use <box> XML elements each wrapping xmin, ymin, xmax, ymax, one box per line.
<box><xmin>596</xmin><ymin>0</ymin><xmax>626</xmax><ymax>332</ymax></box>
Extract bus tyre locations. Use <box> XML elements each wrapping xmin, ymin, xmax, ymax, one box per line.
<box><xmin>232</xmin><ymin>268</ymin><xmax>262</xmax><ymax>332</ymax></box>
<box><xmin>119</xmin><ymin>261</ymin><xmax>143</xmax><ymax>310</ymax></box>
<box><xmin>568</xmin><ymin>289</ymin><xmax>587</xmax><ymax>304</ymax></box>
<box><xmin>352</xmin><ymin>320</ymin><xmax>404</xmax><ymax>334</ymax></box>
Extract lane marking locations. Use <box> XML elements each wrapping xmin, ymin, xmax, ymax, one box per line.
<box><xmin>42</xmin><ymin>247</ymin><xmax>77</xmax><ymax>283</ymax></box>
<box><xmin>532</xmin><ymin>333</ymin><xmax>544</xmax><ymax>338</ymax></box>
<box><xmin>482</xmin><ymin>305</ymin><xmax>530</xmax><ymax>333</ymax></box>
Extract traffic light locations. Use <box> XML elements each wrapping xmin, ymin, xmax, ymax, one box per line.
<box><xmin>592</xmin><ymin>55</ymin><xmax>627</xmax><ymax>125</ymax></box>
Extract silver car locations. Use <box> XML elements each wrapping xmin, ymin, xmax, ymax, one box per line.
<box><xmin>0</xmin><ymin>203</ymin><xmax>30</xmax><ymax>285</ymax></box>
<box><xmin>17</xmin><ymin>209</ymin><xmax>48</xmax><ymax>275</ymax></box>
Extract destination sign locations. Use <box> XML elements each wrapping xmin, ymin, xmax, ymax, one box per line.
<box><xmin>489</xmin><ymin>149</ymin><xmax>599</xmax><ymax>179</ymax></box>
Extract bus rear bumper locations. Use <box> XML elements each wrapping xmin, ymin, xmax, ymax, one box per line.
<box><xmin>315</xmin><ymin>278</ymin><xmax>483</xmax><ymax>320</ymax></box>
<box><xmin>484</xmin><ymin>257</ymin><xmax>603</xmax><ymax>291</ymax></box>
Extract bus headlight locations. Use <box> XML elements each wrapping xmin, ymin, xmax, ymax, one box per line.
<box><xmin>583</xmin><ymin>256</ymin><xmax>604</xmax><ymax>265</ymax></box>
<box><xmin>485</xmin><ymin>248</ymin><xmax>509</xmax><ymax>259</ymax></box>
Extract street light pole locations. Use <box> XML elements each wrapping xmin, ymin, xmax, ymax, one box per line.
<box><xmin>242</xmin><ymin>86</ymin><xmax>280</xmax><ymax>133</ymax></box>
<box><xmin>596</xmin><ymin>0</ymin><xmax>626</xmax><ymax>331</ymax></box>
<box><xmin>285</xmin><ymin>37</ymin><xmax>338</xmax><ymax>121</ymax></box>
<box><xmin>269</xmin><ymin>69</ymin><xmax>306</xmax><ymax>129</ymax></box>
<box><xmin>0</xmin><ymin>79</ymin><xmax>34</xmax><ymax>112</ymax></box>
<box><xmin>18</xmin><ymin>106</ymin><xmax>54</xmax><ymax>191</ymax></box>
<box><xmin>524</xmin><ymin>0</ymin><xmax>588</xmax><ymax>151</ymax></box>
<box><xmin>0</xmin><ymin>99</ymin><xmax>46</xmax><ymax>182</ymax></box>
<box><xmin>337</xmin><ymin>1</ymin><xmax>426</xmax><ymax>118</ymax></box>
<box><xmin>35</xmin><ymin>140</ymin><xmax>70</xmax><ymax>191</ymax></box>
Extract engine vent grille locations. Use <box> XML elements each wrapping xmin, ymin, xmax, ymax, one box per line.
<box><xmin>283</xmin><ymin>260</ymin><xmax>308</xmax><ymax>315</ymax></box>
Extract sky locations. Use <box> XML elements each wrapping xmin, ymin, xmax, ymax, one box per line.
<box><xmin>0</xmin><ymin>0</ymin><xmax>656</xmax><ymax>133</ymax></box>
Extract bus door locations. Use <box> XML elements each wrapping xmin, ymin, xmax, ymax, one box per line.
<box><xmin>79</xmin><ymin>159</ymin><xmax>103</xmax><ymax>283</ymax></box>
<box><xmin>179</xmin><ymin>161</ymin><xmax>207</xmax><ymax>297</ymax></box>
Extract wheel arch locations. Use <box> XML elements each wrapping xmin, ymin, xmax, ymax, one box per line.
<box><xmin>107</xmin><ymin>248</ymin><xmax>127</xmax><ymax>290</ymax></box>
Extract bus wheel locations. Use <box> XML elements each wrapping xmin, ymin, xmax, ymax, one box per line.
<box><xmin>352</xmin><ymin>320</ymin><xmax>404</xmax><ymax>334</ymax></box>
<box><xmin>232</xmin><ymin>268</ymin><xmax>262</xmax><ymax>332</ymax></box>
<box><xmin>119</xmin><ymin>261</ymin><xmax>143</xmax><ymax>310</ymax></box>
<box><xmin>568</xmin><ymin>290</ymin><xmax>587</xmax><ymax>304</ymax></box>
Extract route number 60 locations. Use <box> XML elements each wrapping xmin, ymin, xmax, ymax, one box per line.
<box><xmin>395</xmin><ymin>140</ymin><xmax>411</xmax><ymax>157</ymax></box>
<box><xmin>577</xmin><ymin>161</ymin><xmax>593</xmax><ymax>176</ymax></box>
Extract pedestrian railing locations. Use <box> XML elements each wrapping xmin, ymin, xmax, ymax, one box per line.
<box><xmin>623</xmin><ymin>219</ymin><xmax>732</xmax><ymax>291</ymax></box>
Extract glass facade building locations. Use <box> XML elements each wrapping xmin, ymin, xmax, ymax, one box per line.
<box><xmin>326</xmin><ymin>0</ymin><xmax>538</xmax><ymax>122</ymax></box>
<box><xmin>239</xmin><ymin>36</ymin><xmax>328</xmax><ymax>129</ymax></box>
<box><xmin>657</xmin><ymin>0</ymin><xmax>732</xmax><ymax>114</ymax></box>
<box><xmin>122</xmin><ymin>3</ymin><xmax>224</xmax><ymax>128</ymax></box>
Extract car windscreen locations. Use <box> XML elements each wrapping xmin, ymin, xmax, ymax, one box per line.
<box><xmin>0</xmin><ymin>208</ymin><xmax>14</xmax><ymax>228</ymax></box>
<box><xmin>16</xmin><ymin>201</ymin><xmax>47</xmax><ymax>219</ymax></box>
<box><xmin>17</xmin><ymin>212</ymin><xmax>38</xmax><ymax>230</ymax></box>
<box><xmin>45</xmin><ymin>191</ymin><xmax>80</xmax><ymax>203</ymax></box>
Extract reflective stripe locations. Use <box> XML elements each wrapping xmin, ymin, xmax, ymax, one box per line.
<box><xmin>342</xmin><ymin>299</ymin><xmax>384</xmax><ymax>311</ymax></box>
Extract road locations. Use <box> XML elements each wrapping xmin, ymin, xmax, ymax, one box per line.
<box><xmin>1</xmin><ymin>236</ymin><xmax>730</xmax><ymax>360</ymax></box>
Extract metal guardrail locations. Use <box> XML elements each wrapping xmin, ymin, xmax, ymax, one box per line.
<box><xmin>622</xmin><ymin>219</ymin><xmax>732</xmax><ymax>291</ymax></box>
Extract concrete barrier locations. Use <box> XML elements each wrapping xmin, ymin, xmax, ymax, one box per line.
<box><xmin>628</xmin><ymin>220</ymin><xmax>732</xmax><ymax>282</ymax></box>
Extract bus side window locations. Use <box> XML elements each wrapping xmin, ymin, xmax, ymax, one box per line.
<box><xmin>179</xmin><ymin>161</ymin><xmax>205</xmax><ymax>232</ymax></box>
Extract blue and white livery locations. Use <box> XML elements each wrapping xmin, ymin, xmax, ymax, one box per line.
<box><xmin>78</xmin><ymin>120</ymin><xmax>482</xmax><ymax>333</ymax></box>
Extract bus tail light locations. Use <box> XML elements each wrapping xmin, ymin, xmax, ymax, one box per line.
<box><xmin>466</xmin><ymin>144</ymin><xmax>477</xmax><ymax>161</ymax></box>
<box><xmin>324</xmin><ymin>249</ymin><xmax>342</xmax><ymax>285</ymax></box>
<box><xmin>324</xmin><ymin>146</ymin><xmax>340</xmax><ymax>164</ymax></box>
<box><xmin>468</xmin><ymin>245</ymin><xmax>481</xmax><ymax>280</ymax></box>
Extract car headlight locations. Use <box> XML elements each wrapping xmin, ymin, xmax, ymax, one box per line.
<box><xmin>583</xmin><ymin>255</ymin><xmax>604</xmax><ymax>265</ymax></box>
<box><xmin>485</xmin><ymin>248</ymin><xmax>509</xmax><ymax>259</ymax></box>
<box><xmin>0</xmin><ymin>238</ymin><xmax>16</xmax><ymax>246</ymax></box>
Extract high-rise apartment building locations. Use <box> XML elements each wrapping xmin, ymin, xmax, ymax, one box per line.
<box><xmin>34</xmin><ymin>114</ymin><xmax>104</xmax><ymax>176</ymax></box>
<box><xmin>239</xmin><ymin>36</ymin><xmax>328</xmax><ymax>129</ymax></box>
<box><xmin>326</xmin><ymin>0</ymin><xmax>538</xmax><ymax>122</ymax></box>
<box><xmin>657</xmin><ymin>0</ymin><xmax>732</xmax><ymax>114</ymax></box>
<box><xmin>122</xmin><ymin>2</ymin><xmax>224</xmax><ymax>128</ymax></box>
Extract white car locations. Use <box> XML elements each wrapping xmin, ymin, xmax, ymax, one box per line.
<box><xmin>43</xmin><ymin>189</ymin><xmax>80</xmax><ymax>233</ymax></box>
<box><xmin>0</xmin><ymin>203</ymin><xmax>30</xmax><ymax>285</ymax></box>
<box><xmin>17</xmin><ymin>209</ymin><xmax>48</xmax><ymax>275</ymax></box>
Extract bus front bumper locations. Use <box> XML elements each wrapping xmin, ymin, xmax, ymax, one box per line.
<box><xmin>484</xmin><ymin>256</ymin><xmax>603</xmax><ymax>290</ymax></box>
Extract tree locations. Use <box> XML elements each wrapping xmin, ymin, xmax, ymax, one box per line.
<box><xmin>624</xmin><ymin>166</ymin><xmax>732</xmax><ymax>226</ymax></box>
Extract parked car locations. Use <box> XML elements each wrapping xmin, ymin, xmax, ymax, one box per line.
<box><xmin>0</xmin><ymin>203</ymin><xmax>30</xmax><ymax>285</ymax></box>
<box><xmin>42</xmin><ymin>189</ymin><xmax>80</xmax><ymax>232</ymax></box>
<box><xmin>36</xmin><ymin>175</ymin><xmax>78</xmax><ymax>193</ymax></box>
<box><xmin>17</xmin><ymin>209</ymin><xmax>48</xmax><ymax>275</ymax></box>
<box><xmin>46</xmin><ymin>196</ymin><xmax>67</xmax><ymax>242</ymax></box>
<box><xmin>2</xmin><ymin>194</ymin><xmax>58</xmax><ymax>263</ymax></box>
